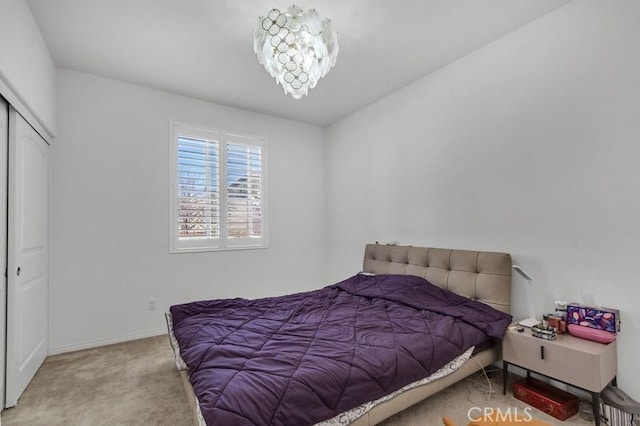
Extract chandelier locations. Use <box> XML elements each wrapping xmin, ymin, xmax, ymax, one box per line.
<box><xmin>253</xmin><ymin>5</ymin><xmax>338</xmax><ymax>99</ymax></box>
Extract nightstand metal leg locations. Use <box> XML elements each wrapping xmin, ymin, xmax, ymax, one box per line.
<box><xmin>502</xmin><ymin>361</ymin><xmax>508</xmax><ymax>395</ymax></box>
<box><xmin>592</xmin><ymin>392</ymin><xmax>600</xmax><ymax>426</ymax></box>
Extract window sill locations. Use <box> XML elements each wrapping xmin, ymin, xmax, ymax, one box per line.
<box><xmin>169</xmin><ymin>244</ymin><xmax>268</xmax><ymax>254</ymax></box>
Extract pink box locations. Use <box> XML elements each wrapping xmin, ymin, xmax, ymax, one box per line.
<box><xmin>568</xmin><ymin>324</ymin><xmax>616</xmax><ymax>344</ymax></box>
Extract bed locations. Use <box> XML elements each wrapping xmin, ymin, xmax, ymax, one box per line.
<box><xmin>167</xmin><ymin>243</ymin><xmax>512</xmax><ymax>425</ymax></box>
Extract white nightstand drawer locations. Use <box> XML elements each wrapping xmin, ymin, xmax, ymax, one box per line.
<box><xmin>503</xmin><ymin>329</ymin><xmax>616</xmax><ymax>393</ymax></box>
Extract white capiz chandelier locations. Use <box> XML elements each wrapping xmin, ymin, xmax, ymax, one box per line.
<box><xmin>253</xmin><ymin>5</ymin><xmax>338</xmax><ymax>99</ymax></box>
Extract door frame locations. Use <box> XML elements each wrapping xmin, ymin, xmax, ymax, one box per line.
<box><xmin>0</xmin><ymin>97</ymin><xmax>8</xmax><ymax>408</ymax></box>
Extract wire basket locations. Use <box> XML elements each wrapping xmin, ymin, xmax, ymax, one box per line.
<box><xmin>600</xmin><ymin>386</ymin><xmax>640</xmax><ymax>426</ymax></box>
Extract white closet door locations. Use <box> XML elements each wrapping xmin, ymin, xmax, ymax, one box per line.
<box><xmin>5</xmin><ymin>107</ymin><xmax>49</xmax><ymax>407</ymax></box>
<box><xmin>0</xmin><ymin>99</ymin><xmax>7</xmax><ymax>407</ymax></box>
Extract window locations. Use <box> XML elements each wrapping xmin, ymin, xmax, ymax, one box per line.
<box><xmin>170</xmin><ymin>123</ymin><xmax>266</xmax><ymax>252</ymax></box>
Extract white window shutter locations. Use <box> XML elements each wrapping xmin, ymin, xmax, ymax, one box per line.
<box><xmin>226</xmin><ymin>142</ymin><xmax>263</xmax><ymax>240</ymax></box>
<box><xmin>170</xmin><ymin>123</ymin><xmax>267</xmax><ymax>252</ymax></box>
<box><xmin>177</xmin><ymin>137</ymin><xmax>220</xmax><ymax>239</ymax></box>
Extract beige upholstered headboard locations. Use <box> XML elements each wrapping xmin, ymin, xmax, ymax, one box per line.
<box><xmin>363</xmin><ymin>244</ymin><xmax>512</xmax><ymax>314</ymax></box>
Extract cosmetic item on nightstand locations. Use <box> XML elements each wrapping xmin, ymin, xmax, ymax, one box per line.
<box><xmin>566</xmin><ymin>303</ymin><xmax>620</xmax><ymax>343</ymax></box>
<box><xmin>568</xmin><ymin>324</ymin><xmax>616</xmax><ymax>344</ymax></box>
<box><xmin>531</xmin><ymin>324</ymin><xmax>556</xmax><ymax>340</ymax></box>
<box><xmin>547</xmin><ymin>314</ymin><xmax>567</xmax><ymax>334</ymax></box>
<box><xmin>555</xmin><ymin>300</ymin><xmax>569</xmax><ymax>320</ymax></box>
<box><xmin>567</xmin><ymin>304</ymin><xmax>620</xmax><ymax>333</ymax></box>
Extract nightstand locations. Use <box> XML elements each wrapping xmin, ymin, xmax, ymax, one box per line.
<box><xmin>502</xmin><ymin>327</ymin><xmax>617</xmax><ymax>426</ymax></box>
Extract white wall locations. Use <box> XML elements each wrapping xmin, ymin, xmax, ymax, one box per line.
<box><xmin>0</xmin><ymin>0</ymin><xmax>56</xmax><ymax>139</ymax></box>
<box><xmin>50</xmin><ymin>69</ymin><xmax>326</xmax><ymax>353</ymax></box>
<box><xmin>326</xmin><ymin>0</ymin><xmax>640</xmax><ymax>399</ymax></box>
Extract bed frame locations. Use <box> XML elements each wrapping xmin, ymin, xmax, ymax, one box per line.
<box><xmin>349</xmin><ymin>243</ymin><xmax>512</xmax><ymax>425</ymax></box>
<box><xmin>177</xmin><ymin>243</ymin><xmax>512</xmax><ymax>426</ymax></box>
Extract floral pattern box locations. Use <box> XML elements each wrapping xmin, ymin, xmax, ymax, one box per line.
<box><xmin>567</xmin><ymin>304</ymin><xmax>620</xmax><ymax>334</ymax></box>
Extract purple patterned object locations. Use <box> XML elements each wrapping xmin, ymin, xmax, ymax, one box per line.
<box><xmin>566</xmin><ymin>304</ymin><xmax>620</xmax><ymax>334</ymax></box>
<box><xmin>170</xmin><ymin>273</ymin><xmax>512</xmax><ymax>426</ymax></box>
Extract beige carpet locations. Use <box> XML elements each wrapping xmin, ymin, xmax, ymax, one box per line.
<box><xmin>1</xmin><ymin>335</ymin><xmax>191</xmax><ymax>425</ymax></box>
<box><xmin>1</xmin><ymin>336</ymin><xmax>595</xmax><ymax>425</ymax></box>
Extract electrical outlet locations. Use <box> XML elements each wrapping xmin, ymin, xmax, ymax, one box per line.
<box><xmin>147</xmin><ymin>299</ymin><xmax>157</xmax><ymax>311</ymax></box>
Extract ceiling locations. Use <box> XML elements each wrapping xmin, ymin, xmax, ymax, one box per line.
<box><xmin>27</xmin><ymin>0</ymin><xmax>570</xmax><ymax>127</ymax></box>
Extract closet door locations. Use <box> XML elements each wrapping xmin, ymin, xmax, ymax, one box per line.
<box><xmin>0</xmin><ymin>99</ymin><xmax>7</xmax><ymax>407</ymax></box>
<box><xmin>5</xmin><ymin>107</ymin><xmax>49</xmax><ymax>407</ymax></box>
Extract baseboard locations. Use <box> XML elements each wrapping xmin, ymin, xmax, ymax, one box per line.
<box><xmin>48</xmin><ymin>328</ymin><xmax>168</xmax><ymax>355</ymax></box>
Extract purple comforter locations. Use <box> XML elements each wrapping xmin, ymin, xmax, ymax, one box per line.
<box><xmin>170</xmin><ymin>274</ymin><xmax>512</xmax><ymax>425</ymax></box>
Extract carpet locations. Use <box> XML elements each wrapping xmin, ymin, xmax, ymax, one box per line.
<box><xmin>1</xmin><ymin>335</ymin><xmax>191</xmax><ymax>425</ymax></box>
<box><xmin>1</xmin><ymin>336</ymin><xmax>595</xmax><ymax>425</ymax></box>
